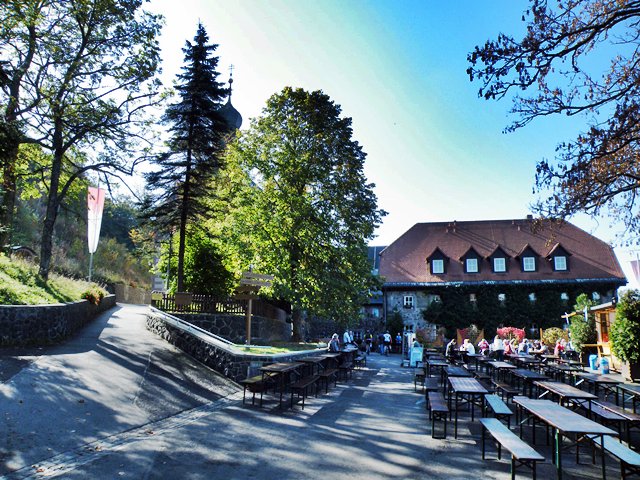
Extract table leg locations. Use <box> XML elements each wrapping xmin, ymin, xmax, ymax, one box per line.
<box><xmin>600</xmin><ymin>434</ymin><xmax>607</xmax><ymax>480</ymax></box>
<box><xmin>454</xmin><ymin>392</ymin><xmax>459</xmax><ymax>439</ymax></box>
<box><xmin>556</xmin><ymin>429</ymin><xmax>562</xmax><ymax>480</ymax></box>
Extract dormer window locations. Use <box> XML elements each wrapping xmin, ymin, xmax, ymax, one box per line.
<box><xmin>517</xmin><ymin>244</ymin><xmax>540</xmax><ymax>273</ymax></box>
<box><xmin>432</xmin><ymin>259</ymin><xmax>444</xmax><ymax>274</ymax></box>
<box><xmin>547</xmin><ymin>243</ymin><xmax>571</xmax><ymax>272</ymax></box>
<box><xmin>488</xmin><ymin>246</ymin><xmax>510</xmax><ymax>273</ymax></box>
<box><xmin>554</xmin><ymin>256</ymin><xmax>567</xmax><ymax>271</ymax></box>
<box><xmin>466</xmin><ymin>258</ymin><xmax>478</xmax><ymax>273</ymax></box>
<box><xmin>493</xmin><ymin>257</ymin><xmax>506</xmax><ymax>273</ymax></box>
<box><xmin>461</xmin><ymin>246</ymin><xmax>481</xmax><ymax>274</ymax></box>
<box><xmin>427</xmin><ymin>247</ymin><xmax>448</xmax><ymax>275</ymax></box>
<box><xmin>523</xmin><ymin>256</ymin><xmax>536</xmax><ymax>272</ymax></box>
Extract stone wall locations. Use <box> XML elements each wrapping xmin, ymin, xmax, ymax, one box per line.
<box><xmin>177</xmin><ymin>312</ymin><xmax>291</xmax><ymax>344</ymax></box>
<box><xmin>146</xmin><ymin>308</ymin><xmax>321</xmax><ymax>382</ymax></box>
<box><xmin>0</xmin><ymin>295</ymin><xmax>116</xmax><ymax>346</ymax></box>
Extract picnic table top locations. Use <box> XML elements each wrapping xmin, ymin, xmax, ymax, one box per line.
<box><xmin>488</xmin><ymin>361</ymin><xmax>517</xmax><ymax>369</ymax></box>
<box><xmin>511</xmin><ymin>368</ymin><xmax>548</xmax><ymax>380</ymax></box>
<box><xmin>299</xmin><ymin>356</ymin><xmax>328</xmax><ymax>363</ymax></box>
<box><xmin>445</xmin><ymin>366</ymin><xmax>473</xmax><ymax>377</ymax></box>
<box><xmin>534</xmin><ymin>380</ymin><xmax>597</xmax><ymax>400</ymax></box>
<box><xmin>427</xmin><ymin>359</ymin><xmax>449</xmax><ymax>366</ymax></box>
<box><xmin>448</xmin><ymin>376</ymin><xmax>488</xmax><ymax>394</ymax></box>
<box><xmin>260</xmin><ymin>362</ymin><xmax>305</xmax><ymax>373</ymax></box>
<box><xmin>574</xmin><ymin>372</ymin><xmax>622</xmax><ymax>385</ymax></box>
<box><xmin>617</xmin><ymin>383</ymin><xmax>640</xmax><ymax>395</ymax></box>
<box><xmin>513</xmin><ymin>397</ymin><xmax>617</xmax><ymax>436</ymax></box>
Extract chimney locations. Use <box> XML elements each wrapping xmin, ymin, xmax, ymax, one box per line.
<box><xmin>526</xmin><ymin>214</ymin><xmax>533</xmax><ymax>220</ymax></box>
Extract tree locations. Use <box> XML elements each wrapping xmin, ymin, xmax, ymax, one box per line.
<box><xmin>467</xmin><ymin>1</ymin><xmax>640</xmax><ymax>233</ymax></box>
<box><xmin>224</xmin><ymin>87</ymin><xmax>385</xmax><ymax>340</ymax></box>
<box><xmin>143</xmin><ymin>23</ymin><xmax>230</xmax><ymax>292</ymax></box>
<box><xmin>0</xmin><ymin>0</ymin><xmax>163</xmax><ymax>280</ymax></box>
<box><xmin>569</xmin><ymin>293</ymin><xmax>597</xmax><ymax>352</ymax></box>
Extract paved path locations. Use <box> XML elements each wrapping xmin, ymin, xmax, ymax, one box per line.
<box><xmin>0</xmin><ymin>305</ymin><xmax>621</xmax><ymax>479</ymax></box>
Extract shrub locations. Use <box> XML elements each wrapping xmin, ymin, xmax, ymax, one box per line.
<box><xmin>611</xmin><ymin>290</ymin><xmax>640</xmax><ymax>363</ymax></box>
<box><xmin>496</xmin><ymin>326</ymin><xmax>525</xmax><ymax>343</ymax></box>
<box><xmin>81</xmin><ymin>286</ymin><xmax>106</xmax><ymax>305</ymax></box>
<box><xmin>542</xmin><ymin>327</ymin><xmax>568</xmax><ymax>347</ymax></box>
<box><xmin>569</xmin><ymin>293</ymin><xmax>597</xmax><ymax>352</ymax></box>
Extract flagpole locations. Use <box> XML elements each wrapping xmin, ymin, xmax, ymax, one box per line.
<box><xmin>89</xmin><ymin>252</ymin><xmax>94</xmax><ymax>282</ymax></box>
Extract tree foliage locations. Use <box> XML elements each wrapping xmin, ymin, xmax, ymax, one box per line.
<box><xmin>467</xmin><ymin>0</ymin><xmax>640</xmax><ymax>233</ymax></box>
<box><xmin>143</xmin><ymin>23</ymin><xmax>230</xmax><ymax>291</ymax></box>
<box><xmin>223</xmin><ymin>87</ymin><xmax>385</xmax><ymax>340</ymax></box>
<box><xmin>0</xmin><ymin>0</ymin><xmax>163</xmax><ymax>279</ymax></box>
<box><xmin>569</xmin><ymin>293</ymin><xmax>597</xmax><ymax>352</ymax></box>
<box><xmin>612</xmin><ymin>289</ymin><xmax>640</xmax><ymax>363</ymax></box>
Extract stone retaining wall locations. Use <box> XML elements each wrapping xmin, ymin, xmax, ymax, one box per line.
<box><xmin>146</xmin><ymin>308</ymin><xmax>321</xmax><ymax>382</ymax></box>
<box><xmin>177</xmin><ymin>313</ymin><xmax>290</xmax><ymax>344</ymax></box>
<box><xmin>0</xmin><ymin>294</ymin><xmax>116</xmax><ymax>346</ymax></box>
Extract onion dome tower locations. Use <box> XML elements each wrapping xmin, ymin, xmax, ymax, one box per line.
<box><xmin>218</xmin><ymin>70</ymin><xmax>242</xmax><ymax>131</ymax></box>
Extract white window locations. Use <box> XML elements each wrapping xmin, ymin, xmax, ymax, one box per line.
<box><xmin>529</xmin><ymin>292</ymin><xmax>536</xmax><ymax>302</ymax></box>
<box><xmin>403</xmin><ymin>295</ymin><xmax>414</xmax><ymax>308</ymax></box>
<box><xmin>432</xmin><ymin>259</ymin><xmax>444</xmax><ymax>274</ymax></box>
<box><xmin>469</xmin><ymin>293</ymin><xmax>477</xmax><ymax>303</ymax></box>
<box><xmin>493</xmin><ymin>257</ymin><xmax>506</xmax><ymax>272</ymax></box>
<box><xmin>523</xmin><ymin>256</ymin><xmax>536</xmax><ymax>272</ymax></box>
<box><xmin>372</xmin><ymin>308</ymin><xmax>379</xmax><ymax>318</ymax></box>
<box><xmin>498</xmin><ymin>293</ymin><xmax>506</xmax><ymax>303</ymax></box>
<box><xmin>554</xmin><ymin>256</ymin><xmax>567</xmax><ymax>271</ymax></box>
<box><xmin>560</xmin><ymin>292</ymin><xmax>569</xmax><ymax>301</ymax></box>
<box><xmin>592</xmin><ymin>291</ymin><xmax>601</xmax><ymax>301</ymax></box>
<box><xmin>466</xmin><ymin>258</ymin><xmax>478</xmax><ymax>273</ymax></box>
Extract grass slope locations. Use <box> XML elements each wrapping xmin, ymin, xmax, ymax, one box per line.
<box><xmin>0</xmin><ymin>255</ymin><xmax>103</xmax><ymax>305</ymax></box>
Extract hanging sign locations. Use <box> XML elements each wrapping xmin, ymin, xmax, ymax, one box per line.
<box><xmin>87</xmin><ymin>187</ymin><xmax>105</xmax><ymax>254</ymax></box>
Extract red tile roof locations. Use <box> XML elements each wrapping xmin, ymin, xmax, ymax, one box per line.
<box><xmin>378</xmin><ymin>219</ymin><xmax>626</xmax><ymax>285</ymax></box>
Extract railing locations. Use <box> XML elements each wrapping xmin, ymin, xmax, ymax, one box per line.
<box><xmin>152</xmin><ymin>293</ymin><xmax>287</xmax><ymax>321</ymax></box>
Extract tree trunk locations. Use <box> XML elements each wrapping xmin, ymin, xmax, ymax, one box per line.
<box><xmin>291</xmin><ymin>306</ymin><xmax>302</xmax><ymax>342</ymax></box>
<box><xmin>177</xmin><ymin>147</ymin><xmax>192</xmax><ymax>293</ymax></box>
<box><xmin>38</xmin><ymin>124</ymin><xmax>64</xmax><ymax>281</ymax></box>
<box><xmin>0</xmin><ymin>139</ymin><xmax>19</xmax><ymax>251</ymax></box>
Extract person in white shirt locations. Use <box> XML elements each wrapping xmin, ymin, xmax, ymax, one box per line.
<box><xmin>492</xmin><ymin>335</ymin><xmax>505</xmax><ymax>361</ymax></box>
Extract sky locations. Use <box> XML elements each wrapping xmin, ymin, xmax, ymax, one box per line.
<box><xmin>146</xmin><ymin>0</ymin><xmax>639</xmax><ymax>287</ymax></box>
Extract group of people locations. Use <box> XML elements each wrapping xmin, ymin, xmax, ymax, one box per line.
<box><xmin>329</xmin><ymin>329</ymin><xmax>396</xmax><ymax>355</ymax></box>
<box><xmin>446</xmin><ymin>335</ymin><xmax>572</xmax><ymax>362</ymax></box>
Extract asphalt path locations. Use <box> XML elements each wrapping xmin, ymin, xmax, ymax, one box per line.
<box><xmin>0</xmin><ymin>305</ymin><xmax>619</xmax><ymax>479</ymax></box>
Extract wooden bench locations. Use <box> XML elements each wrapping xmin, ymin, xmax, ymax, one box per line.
<box><xmin>484</xmin><ymin>394</ymin><xmax>514</xmax><ymax>428</ymax></box>
<box><xmin>427</xmin><ymin>391</ymin><xmax>449</xmax><ymax>439</ymax></box>
<box><xmin>575</xmin><ymin>399</ymin><xmax>627</xmax><ymax>434</ymax></box>
<box><xmin>338</xmin><ymin>362</ymin><xmax>353</xmax><ymax>381</ymax></box>
<box><xmin>492</xmin><ymin>380</ymin><xmax>520</xmax><ymax>402</ymax></box>
<box><xmin>318</xmin><ymin>368</ymin><xmax>338</xmax><ymax>393</ymax></box>
<box><xmin>290</xmin><ymin>375</ymin><xmax>319</xmax><ymax>409</ymax></box>
<box><xmin>589</xmin><ymin>434</ymin><xmax>640</xmax><ymax>480</ymax></box>
<box><xmin>414</xmin><ymin>368</ymin><xmax>426</xmax><ymax>392</ymax></box>
<box><xmin>599</xmin><ymin>400</ymin><xmax>640</xmax><ymax>443</ymax></box>
<box><xmin>240</xmin><ymin>375</ymin><xmax>268</xmax><ymax>406</ymax></box>
<box><xmin>480</xmin><ymin>417</ymin><xmax>544</xmax><ymax>479</ymax></box>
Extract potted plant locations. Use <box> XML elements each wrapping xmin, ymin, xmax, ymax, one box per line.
<box><xmin>611</xmin><ymin>290</ymin><xmax>640</xmax><ymax>381</ymax></box>
<box><xmin>569</xmin><ymin>293</ymin><xmax>597</xmax><ymax>363</ymax></box>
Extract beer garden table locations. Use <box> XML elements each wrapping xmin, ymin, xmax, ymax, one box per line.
<box><xmin>260</xmin><ymin>362</ymin><xmax>305</xmax><ymax>409</ymax></box>
<box><xmin>535</xmin><ymin>381</ymin><xmax>598</xmax><ymax>409</ymax></box>
<box><xmin>573</xmin><ymin>372</ymin><xmax>622</xmax><ymax>399</ymax></box>
<box><xmin>616</xmin><ymin>383</ymin><xmax>640</xmax><ymax>412</ymax></box>
<box><xmin>513</xmin><ymin>397</ymin><xmax>617</xmax><ymax>480</ymax></box>
<box><xmin>447</xmin><ymin>376</ymin><xmax>488</xmax><ymax>438</ymax></box>
<box><xmin>510</xmin><ymin>368</ymin><xmax>549</xmax><ymax>396</ymax></box>
<box><xmin>488</xmin><ymin>361</ymin><xmax>517</xmax><ymax>381</ymax></box>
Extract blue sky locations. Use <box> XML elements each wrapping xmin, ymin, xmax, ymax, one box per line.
<box><xmin>148</xmin><ymin>0</ymin><xmax>638</xmax><ymax>286</ymax></box>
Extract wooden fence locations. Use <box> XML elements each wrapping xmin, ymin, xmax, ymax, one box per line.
<box><xmin>152</xmin><ymin>293</ymin><xmax>287</xmax><ymax>321</ymax></box>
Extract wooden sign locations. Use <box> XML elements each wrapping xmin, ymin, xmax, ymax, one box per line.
<box><xmin>240</xmin><ymin>271</ymin><xmax>274</xmax><ymax>288</ymax></box>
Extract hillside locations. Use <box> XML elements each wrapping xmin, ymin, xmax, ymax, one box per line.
<box><xmin>0</xmin><ymin>255</ymin><xmax>106</xmax><ymax>305</ymax></box>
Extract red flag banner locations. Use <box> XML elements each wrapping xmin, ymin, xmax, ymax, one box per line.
<box><xmin>87</xmin><ymin>187</ymin><xmax>105</xmax><ymax>254</ymax></box>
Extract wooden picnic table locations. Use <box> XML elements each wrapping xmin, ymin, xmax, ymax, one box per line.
<box><xmin>488</xmin><ymin>361</ymin><xmax>517</xmax><ymax>381</ymax></box>
<box><xmin>534</xmin><ymin>380</ymin><xmax>597</xmax><ymax>409</ymax></box>
<box><xmin>545</xmin><ymin>362</ymin><xmax>583</xmax><ymax>384</ymax></box>
<box><xmin>426</xmin><ymin>359</ymin><xmax>448</xmax><ymax>380</ymax></box>
<box><xmin>447</xmin><ymin>376</ymin><xmax>488</xmax><ymax>438</ymax></box>
<box><xmin>513</xmin><ymin>397</ymin><xmax>617</xmax><ymax>480</ymax></box>
<box><xmin>260</xmin><ymin>362</ymin><xmax>305</xmax><ymax>408</ymax></box>
<box><xmin>510</xmin><ymin>368</ymin><xmax>549</xmax><ymax>396</ymax></box>
<box><xmin>616</xmin><ymin>383</ymin><xmax>640</xmax><ymax>412</ymax></box>
<box><xmin>299</xmin><ymin>356</ymin><xmax>329</xmax><ymax>375</ymax></box>
<box><xmin>573</xmin><ymin>372</ymin><xmax>622</xmax><ymax>399</ymax></box>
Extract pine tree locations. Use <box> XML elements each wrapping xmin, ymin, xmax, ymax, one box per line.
<box><xmin>144</xmin><ymin>23</ymin><xmax>230</xmax><ymax>291</ymax></box>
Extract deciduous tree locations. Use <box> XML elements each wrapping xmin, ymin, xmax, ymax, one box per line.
<box><xmin>467</xmin><ymin>0</ymin><xmax>640</xmax><ymax>233</ymax></box>
<box><xmin>223</xmin><ymin>87</ymin><xmax>385</xmax><ymax>340</ymax></box>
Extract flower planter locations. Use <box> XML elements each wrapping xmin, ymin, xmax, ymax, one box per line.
<box><xmin>621</xmin><ymin>362</ymin><xmax>640</xmax><ymax>382</ymax></box>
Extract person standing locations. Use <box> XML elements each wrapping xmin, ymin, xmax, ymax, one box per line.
<box><xmin>364</xmin><ymin>330</ymin><xmax>373</xmax><ymax>355</ymax></box>
<box><xmin>492</xmin><ymin>335</ymin><xmax>504</xmax><ymax>361</ymax></box>
<box><xmin>383</xmin><ymin>331</ymin><xmax>392</xmax><ymax>355</ymax></box>
<box><xmin>328</xmin><ymin>334</ymin><xmax>340</xmax><ymax>352</ymax></box>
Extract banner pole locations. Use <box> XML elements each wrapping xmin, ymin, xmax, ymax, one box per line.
<box><xmin>89</xmin><ymin>252</ymin><xmax>94</xmax><ymax>282</ymax></box>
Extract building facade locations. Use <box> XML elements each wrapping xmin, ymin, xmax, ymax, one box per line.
<box><xmin>378</xmin><ymin>218</ymin><xmax>627</xmax><ymax>336</ymax></box>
